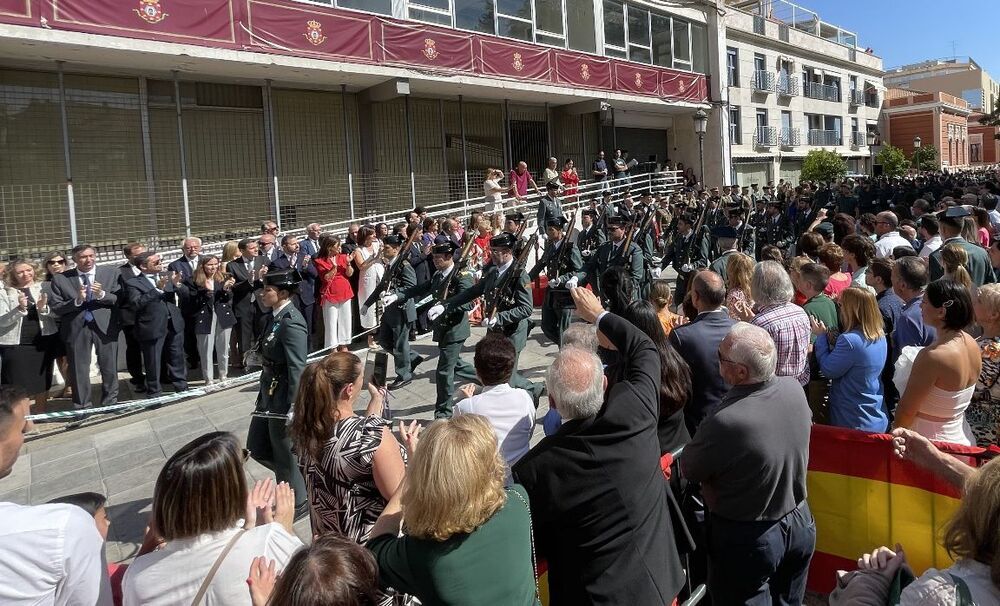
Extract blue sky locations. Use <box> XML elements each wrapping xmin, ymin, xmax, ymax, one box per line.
<box><xmin>798</xmin><ymin>0</ymin><xmax>1000</xmax><ymax>77</ymax></box>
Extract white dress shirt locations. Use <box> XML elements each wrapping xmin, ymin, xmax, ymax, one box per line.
<box><xmin>454</xmin><ymin>383</ymin><xmax>535</xmax><ymax>482</ymax></box>
<box><xmin>0</xmin><ymin>502</ymin><xmax>112</xmax><ymax>606</ymax></box>
<box><xmin>123</xmin><ymin>523</ymin><xmax>302</xmax><ymax>606</ymax></box>
<box><xmin>874</xmin><ymin>231</ymin><xmax>913</xmax><ymax>259</ymax></box>
<box><xmin>919</xmin><ymin>234</ymin><xmax>943</xmax><ymax>259</ymax></box>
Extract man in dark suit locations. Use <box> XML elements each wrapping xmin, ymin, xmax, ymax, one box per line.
<box><xmin>669</xmin><ymin>270</ymin><xmax>736</xmax><ymax>435</ymax></box>
<box><xmin>300</xmin><ymin>223</ymin><xmax>323</xmax><ymax>259</ymax></box>
<box><xmin>167</xmin><ymin>236</ymin><xmax>205</xmax><ymax>371</ymax></box>
<box><xmin>513</xmin><ymin>287</ymin><xmax>684</xmax><ymax>606</ymax></box>
<box><xmin>49</xmin><ymin>244</ymin><xmax>122</xmax><ymax>409</ymax></box>
<box><xmin>118</xmin><ymin>242</ymin><xmax>146</xmax><ymax>392</ymax></box>
<box><xmin>126</xmin><ymin>252</ymin><xmax>188</xmax><ymax>397</ymax></box>
<box><xmin>375</xmin><ymin>235</ymin><xmax>422</xmax><ymax>390</ymax></box>
<box><xmin>229</xmin><ymin>238</ymin><xmax>268</xmax><ymax>365</ymax></box>
<box><xmin>269</xmin><ymin>235</ymin><xmax>318</xmax><ymax>339</ymax></box>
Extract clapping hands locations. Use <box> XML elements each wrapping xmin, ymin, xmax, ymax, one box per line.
<box><xmin>245</xmin><ymin>478</ymin><xmax>296</xmax><ymax>534</ymax></box>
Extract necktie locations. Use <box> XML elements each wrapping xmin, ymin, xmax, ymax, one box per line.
<box><xmin>290</xmin><ymin>254</ymin><xmax>297</xmax><ymax>267</ymax></box>
<box><xmin>81</xmin><ymin>273</ymin><xmax>95</xmax><ymax>323</ymax></box>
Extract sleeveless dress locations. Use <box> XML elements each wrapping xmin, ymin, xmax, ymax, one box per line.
<box><xmin>894</xmin><ymin>346</ymin><xmax>976</xmax><ymax>445</ymax></box>
<box><xmin>357</xmin><ymin>247</ymin><xmax>384</xmax><ymax>330</ymax></box>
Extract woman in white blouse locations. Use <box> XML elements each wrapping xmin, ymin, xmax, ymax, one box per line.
<box><xmin>123</xmin><ymin>432</ymin><xmax>303</xmax><ymax>605</ymax></box>
<box><xmin>483</xmin><ymin>168</ymin><xmax>507</xmax><ymax>213</ymax></box>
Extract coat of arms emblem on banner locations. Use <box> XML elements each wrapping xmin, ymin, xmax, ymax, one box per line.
<box><xmin>634</xmin><ymin>72</ymin><xmax>643</xmax><ymax>88</ymax></box>
<box><xmin>422</xmin><ymin>39</ymin><xmax>439</xmax><ymax>60</ymax></box>
<box><xmin>679</xmin><ymin>78</ymin><xmax>688</xmax><ymax>92</ymax></box>
<box><xmin>304</xmin><ymin>20</ymin><xmax>327</xmax><ymax>46</ymax></box>
<box><xmin>134</xmin><ymin>0</ymin><xmax>168</xmax><ymax>24</ymax></box>
<box><xmin>580</xmin><ymin>63</ymin><xmax>591</xmax><ymax>81</ymax></box>
<box><xmin>512</xmin><ymin>52</ymin><xmax>524</xmax><ymax>72</ymax></box>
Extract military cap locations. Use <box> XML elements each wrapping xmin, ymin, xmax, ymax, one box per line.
<box><xmin>581</xmin><ymin>209</ymin><xmax>599</xmax><ymax>218</ymax></box>
<box><xmin>943</xmin><ymin>206</ymin><xmax>971</xmax><ymax>219</ymax></box>
<box><xmin>766</xmin><ymin>199</ymin><xmax>783</xmax><ymax>208</ymax></box>
<box><xmin>382</xmin><ymin>234</ymin><xmax>404</xmax><ymax>247</ymax></box>
<box><xmin>545</xmin><ymin>180</ymin><xmax>561</xmax><ymax>190</ymax></box>
<box><xmin>728</xmin><ymin>207</ymin><xmax>747</xmax><ymax>216</ymax></box>
<box><xmin>606</xmin><ymin>216</ymin><xmax>627</xmax><ymax>228</ymax></box>
<box><xmin>489</xmin><ymin>232</ymin><xmax>518</xmax><ymax>249</ymax></box>
<box><xmin>712</xmin><ymin>225</ymin><xmax>739</xmax><ymax>239</ymax></box>
<box><xmin>545</xmin><ymin>216</ymin><xmax>568</xmax><ymax>229</ymax></box>
<box><xmin>431</xmin><ymin>241</ymin><xmax>458</xmax><ymax>255</ymax></box>
<box><xmin>263</xmin><ymin>269</ymin><xmax>301</xmax><ymax>290</ymax></box>
<box><xmin>814</xmin><ymin>222</ymin><xmax>835</xmax><ymax>238</ymax></box>
<box><xmin>505</xmin><ymin>211</ymin><xmax>525</xmax><ymax>223</ymax></box>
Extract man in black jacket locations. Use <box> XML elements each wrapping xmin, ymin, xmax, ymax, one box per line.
<box><xmin>269</xmin><ymin>235</ymin><xmax>318</xmax><ymax>339</ymax></box>
<box><xmin>118</xmin><ymin>242</ymin><xmax>146</xmax><ymax>392</ymax></box>
<box><xmin>513</xmin><ymin>287</ymin><xmax>683</xmax><ymax>606</ymax></box>
<box><xmin>125</xmin><ymin>252</ymin><xmax>188</xmax><ymax>398</ymax></box>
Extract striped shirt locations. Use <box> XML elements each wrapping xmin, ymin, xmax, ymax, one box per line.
<box><xmin>751</xmin><ymin>302</ymin><xmax>811</xmax><ymax>386</ymax></box>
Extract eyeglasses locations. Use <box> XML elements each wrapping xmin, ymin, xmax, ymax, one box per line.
<box><xmin>717</xmin><ymin>350</ymin><xmax>745</xmax><ymax>367</ymax></box>
<box><xmin>47</xmin><ymin>259</ymin><xmax>66</xmax><ymax>265</ymax></box>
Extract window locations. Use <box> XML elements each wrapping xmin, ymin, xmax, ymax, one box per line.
<box><xmin>851</xmin><ymin>117</ymin><xmax>858</xmax><ymax>133</ymax></box>
<box><xmin>651</xmin><ymin>14</ymin><xmax>672</xmax><ymax>68</ymax></box>
<box><xmin>753</xmin><ymin>53</ymin><xmax>765</xmax><ymax>74</ymax></box>
<box><xmin>729</xmin><ymin>106</ymin><xmax>741</xmax><ymax>145</ymax></box>
<box><xmin>339</xmin><ymin>0</ymin><xmax>391</xmax><ymax>14</ymax></box>
<box><xmin>627</xmin><ymin>5</ymin><xmax>652</xmax><ymax>63</ymax></box>
<box><xmin>756</xmin><ymin>108</ymin><xmax>768</xmax><ymax>129</ymax></box>
<box><xmin>849</xmin><ymin>75</ymin><xmax>858</xmax><ymax>93</ymax></box>
<box><xmin>961</xmin><ymin>88</ymin><xmax>983</xmax><ymax>109</ymax></box>
<box><xmin>690</xmin><ymin>22</ymin><xmax>707</xmax><ymax>74</ymax></box>
<box><xmin>567</xmin><ymin>0</ymin><xmax>596</xmax><ymax>52</ymax></box>
<box><xmin>727</xmin><ymin>47</ymin><xmax>739</xmax><ymax>87</ymax></box>
<box><xmin>409</xmin><ymin>0</ymin><xmax>452</xmax><ymax>26</ymax></box>
<box><xmin>603</xmin><ymin>0</ymin><xmax>626</xmax><ymax>50</ymax></box>
<box><xmin>455</xmin><ymin>0</ymin><xmax>495</xmax><ymax>33</ymax></box>
<box><xmin>497</xmin><ymin>0</ymin><xmax>533</xmax><ymax>41</ymax></box>
<box><xmin>672</xmin><ymin>18</ymin><xmax>690</xmax><ymax>69</ymax></box>
<box><xmin>971</xmin><ymin>143</ymin><xmax>982</xmax><ymax>163</ymax></box>
<box><xmin>781</xmin><ymin>111</ymin><xmax>792</xmax><ymax>132</ymax></box>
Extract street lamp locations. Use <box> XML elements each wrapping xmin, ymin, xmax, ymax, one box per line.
<box><xmin>913</xmin><ymin>136</ymin><xmax>921</xmax><ymax>150</ymax></box>
<box><xmin>912</xmin><ymin>136</ymin><xmax>922</xmax><ymax>170</ymax></box>
<box><xmin>694</xmin><ymin>109</ymin><xmax>708</xmax><ymax>190</ymax></box>
<box><xmin>867</xmin><ymin>128</ymin><xmax>878</xmax><ymax>176</ymax></box>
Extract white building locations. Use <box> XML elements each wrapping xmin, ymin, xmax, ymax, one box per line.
<box><xmin>718</xmin><ymin>0</ymin><xmax>884</xmax><ymax>186</ymax></box>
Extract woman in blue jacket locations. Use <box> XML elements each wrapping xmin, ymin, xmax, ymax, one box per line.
<box><xmin>811</xmin><ymin>286</ymin><xmax>889</xmax><ymax>432</ymax></box>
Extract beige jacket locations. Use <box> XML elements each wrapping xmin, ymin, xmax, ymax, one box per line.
<box><xmin>0</xmin><ymin>283</ymin><xmax>59</xmax><ymax>346</ymax></box>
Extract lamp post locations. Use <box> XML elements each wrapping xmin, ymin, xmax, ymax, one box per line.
<box><xmin>694</xmin><ymin>108</ymin><xmax>708</xmax><ymax>190</ymax></box>
<box><xmin>912</xmin><ymin>135</ymin><xmax>922</xmax><ymax>171</ymax></box>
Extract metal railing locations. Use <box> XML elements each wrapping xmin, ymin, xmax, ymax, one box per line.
<box><xmin>753</xmin><ymin>70</ymin><xmax>776</xmax><ymax>93</ymax></box>
<box><xmin>808</xmin><ymin>129</ymin><xmax>842</xmax><ymax>146</ymax></box>
<box><xmin>755</xmin><ymin>126</ymin><xmax>779</xmax><ymax>147</ymax></box>
<box><xmin>851</xmin><ymin>131</ymin><xmax>867</xmax><ymax>148</ymax></box>
<box><xmin>781</xmin><ymin>128</ymin><xmax>802</xmax><ymax>147</ymax></box>
<box><xmin>777</xmin><ymin>74</ymin><xmax>799</xmax><ymax>97</ymax></box>
<box><xmin>849</xmin><ymin>89</ymin><xmax>865</xmax><ymax>106</ymax></box>
<box><xmin>804</xmin><ymin>81</ymin><xmax>841</xmax><ymax>102</ymax></box>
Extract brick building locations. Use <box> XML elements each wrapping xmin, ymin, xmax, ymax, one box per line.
<box><xmin>968</xmin><ymin>113</ymin><xmax>1000</xmax><ymax>165</ymax></box>
<box><xmin>882</xmin><ymin>89</ymin><xmax>971</xmax><ymax>169</ymax></box>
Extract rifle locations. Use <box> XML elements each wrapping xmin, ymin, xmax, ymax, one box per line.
<box><xmin>434</xmin><ymin>232</ymin><xmax>478</xmax><ymax>302</ymax></box>
<box><xmin>681</xmin><ymin>197</ymin><xmax>711</xmax><ymax>267</ymax></box>
<box><xmin>614</xmin><ymin>223</ymin><xmax>637</xmax><ymax>262</ymax></box>
<box><xmin>549</xmin><ymin>211</ymin><xmax>578</xmax><ymax>277</ymax></box>
<box><xmin>363</xmin><ymin>226</ymin><xmax>420</xmax><ymax>310</ymax></box>
<box><xmin>484</xmin><ymin>232</ymin><xmax>537</xmax><ymax>323</ymax></box>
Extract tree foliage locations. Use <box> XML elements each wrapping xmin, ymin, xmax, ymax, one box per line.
<box><xmin>875</xmin><ymin>145</ymin><xmax>909</xmax><ymax>178</ymax></box>
<box><xmin>912</xmin><ymin>145</ymin><xmax>939</xmax><ymax>171</ymax></box>
<box><xmin>979</xmin><ymin>101</ymin><xmax>1000</xmax><ymax>140</ymax></box>
<box><xmin>800</xmin><ymin>149</ymin><xmax>848</xmax><ymax>183</ymax></box>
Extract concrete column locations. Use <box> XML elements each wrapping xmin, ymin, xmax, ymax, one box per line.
<box><xmin>172</xmin><ymin>72</ymin><xmax>192</xmax><ymax>237</ymax></box>
<box><xmin>341</xmin><ymin>85</ymin><xmax>356</xmax><ymax>221</ymax></box>
<box><xmin>56</xmin><ymin>62</ymin><xmax>79</xmax><ymax>246</ymax></box>
<box><xmin>262</xmin><ymin>80</ymin><xmax>281</xmax><ymax>229</ymax></box>
<box><xmin>138</xmin><ymin>76</ymin><xmax>159</xmax><ymax>245</ymax></box>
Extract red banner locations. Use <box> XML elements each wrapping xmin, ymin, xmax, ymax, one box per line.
<box><xmin>553</xmin><ymin>52</ymin><xmax>612</xmax><ymax>91</ymax></box>
<box><xmin>660</xmin><ymin>71</ymin><xmax>708</xmax><ymax>102</ymax></box>
<box><xmin>0</xmin><ymin>0</ymin><xmax>31</xmax><ymax>20</ymax></box>
<box><xmin>479</xmin><ymin>38</ymin><xmax>551</xmax><ymax>83</ymax></box>
<box><xmin>246</xmin><ymin>0</ymin><xmax>374</xmax><ymax>61</ymax></box>
<box><xmin>380</xmin><ymin>22</ymin><xmax>474</xmax><ymax>72</ymax></box>
<box><xmin>613</xmin><ymin>62</ymin><xmax>661</xmax><ymax>97</ymax></box>
<box><xmin>50</xmin><ymin>0</ymin><xmax>237</xmax><ymax>45</ymax></box>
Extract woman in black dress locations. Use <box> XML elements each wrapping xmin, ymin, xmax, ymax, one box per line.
<box><xmin>42</xmin><ymin>251</ymin><xmax>71</xmax><ymax>397</ymax></box>
<box><xmin>0</xmin><ymin>259</ymin><xmax>60</xmax><ymax>412</ymax></box>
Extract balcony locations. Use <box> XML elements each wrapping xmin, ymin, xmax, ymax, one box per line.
<box><xmin>777</xmin><ymin>74</ymin><xmax>800</xmax><ymax>97</ymax></box>
<box><xmin>781</xmin><ymin>128</ymin><xmax>802</xmax><ymax>147</ymax></box>
<box><xmin>756</xmin><ymin>126</ymin><xmax>779</xmax><ymax>147</ymax></box>
<box><xmin>849</xmin><ymin>90</ymin><xmax>865</xmax><ymax>106</ymax></box>
<box><xmin>804</xmin><ymin>81</ymin><xmax>841</xmax><ymax>102</ymax></box>
<box><xmin>864</xmin><ymin>93</ymin><xmax>880</xmax><ymax>108</ymax></box>
<box><xmin>808</xmin><ymin>129</ymin><xmax>842</xmax><ymax>146</ymax></box>
<box><xmin>851</xmin><ymin>131</ymin><xmax>867</xmax><ymax>149</ymax></box>
<box><xmin>753</xmin><ymin>70</ymin><xmax>776</xmax><ymax>93</ymax></box>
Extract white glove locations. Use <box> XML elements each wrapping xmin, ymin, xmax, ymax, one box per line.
<box><xmin>582</xmin><ymin>250</ymin><xmax>593</xmax><ymax>257</ymax></box>
<box><xmin>565</xmin><ymin>276</ymin><xmax>579</xmax><ymax>289</ymax></box>
<box><xmin>549</xmin><ymin>277</ymin><xmax>562</xmax><ymax>288</ymax></box>
<box><xmin>381</xmin><ymin>293</ymin><xmax>399</xmax><ymax>307</ymax></box>
<box><xmin>485</xmin><ymin>316</ymin><xmax>499</xmax><ymax>328</ymax></box>
<box><xmin>538</xmin><ymin>232</ymin><xmax>548</xmax><ymax>241</ymax></box>
<box><xmin>681</xmin><ymin>263</ymin><xmax>692</xmax><ymax>273</ymax></box>
<box><xmin>427</xmin><ymin>304</ymin><xmax>445</xmax><ymax>321</ymax></box>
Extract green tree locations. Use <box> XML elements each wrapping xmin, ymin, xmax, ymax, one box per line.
<box><xmin>800</xmin><ymin>149</ymin><xmax>848</xmax><ymax>183</ymax></box>
<box><xmin>875</xmin><ymin>145</ymin><xmax>909</xmax><ymax>178</ymax></box>
<box><xmin>912</xmin><ymin>145</ymin><xmax>939</xmax><ymax>171</ymax></box>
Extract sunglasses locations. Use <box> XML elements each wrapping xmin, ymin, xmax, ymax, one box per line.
<box><xmin>47</xmin><ymin>258</ymin><xmax>66</xmax><ymax>265</ymax></box>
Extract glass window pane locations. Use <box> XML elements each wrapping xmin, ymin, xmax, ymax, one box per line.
<box><xmin>567</xmin><ymin>0</ymin><xmax>596</xmax><ymax>53</ymax></box>
<box><xmin>535</xmin><ymin>0</ymin><xmax>563</xmax><ymax>35</ymax></box>
<box><xmin>497</xmin><ymin>0</ymin><xmax>531</xmax><ymax>19</ymax></box>
<box><xmin>411</xmin><ymin>0</ymin><xmax>449</xmax><ymax>10</ymax></box>
<box><xmin>672</xmin><ymin>19</ymin><xmax>690</xmax><ymax>64</ymax></box>
<box><xmin>455</xmin><ymin>0</ymin><xmax>494</xmax><ymax>33</ymax></box>
<box><xmin>498</xmin><ymin>16</ymin><xmax>533</xmax><ymax>41</ymax></box>
<box><xmin>603</xmin><ymin>0</ymin><xmax>625</xmax><ymax>48</ymax></box>
<box><xmin>691</xmin><ymin>22</ymin><xmax>707</xmax><ymax>74</ymax></box>
<box><xmin>536</xmin><ymin>33</ymin><xmax>566</xmax><ymax>47</ymax></box>
<box><xmin>339</xmin><ymin>0</ymin><xmax>391</xmax><ymax>14</ymax></box>
<box><xmin>628</xmin><ymin>46</ymin><xmax>651</xmax><ymax>64</ymax></box>
<box><xmin>605</xmin><ymin>46</ymin><xmax>627</xmax><ymax>59</ymax></box>
<box><xmin>627</xmin><ymin>6</ymin><xmax>650</xmax><ymax>46</ymax></box>
<box><xmin>409</xmin><ymin>7</ymin><xmax>452</xmax><ymax>26</ymax></box>
<box><xmin>651</xmin><ymin>14</ymin><xmax>671</xmax><ymax>68</ymax></box>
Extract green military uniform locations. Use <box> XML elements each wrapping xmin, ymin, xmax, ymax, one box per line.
<box><xmin>247</xmin><ymin>272</ymin><xmax>308</xmax><ymax>511</ymax></box>
<box><xmin>378</xmin><ymin>239</ymin><xmax>421</xmax><ymax>388</ymax></box>
<box><xmin>929</xmin><ymin>236</ymin><xmax>997</xmax><ymax>287</ymax></box>
<box><xmin>757</xmin><ymin>210</ymin><xmax>794</xmax><ymax>257</ymax></box>
<box><xmin>446</xmin><ymin>257</ymin><xmax>541</xmax><ymax>400</ymax></box>
<box><xmin>528</xmin><ymin>234</ymin><xmax>584</xmax><ymax>346</ymax></box>
<box><xmin>399</xmin><ymin>256</ymin><xmax>478</xmax><ymax>418</ymax></box>
<box><xmin>577</xmin><ymin>221</ymin><xmax>606</xmax><ymax>256</ymax></box>
<box><xmin>536</xmin><ymin>186</ymin><xmax>565</xmax><ymax>228</ymax></box>
<box><xmin>709</xmin><ymin>249</ymin><xmax>740</xmax><ymax>283</ymax></box>
<box><xmin>582</xmin><ymin>237</ymin><xmax>644</xmax><ymax>303</ymax></box>
<box><xmin>661</xmin><ymin>225</ymin><xmax>709</xmax><ymax>300</ymax></box>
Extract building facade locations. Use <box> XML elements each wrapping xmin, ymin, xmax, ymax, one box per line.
<box><xmin>969</xmin><ymin>113</ymin><xmax>1000</xmax><ymax>166</ymax></box>
<box><xmin>882</xmin><ymin>89</ymin><xmax>971</xmax><ymax>169</ymax></box>
<box><xmin>720</xmin><ymin>0</ymin><xmax>884</xmax><ymax>185</ymax></box>
<box><xmin>884</xmin><ymin>57</ymin><xmax>999</xmax><ymax>116</ymax></box>
<box><xmin>0</xmin><ymin>0</ymin><xmax>722</xmax><ymax>260</ymax></box>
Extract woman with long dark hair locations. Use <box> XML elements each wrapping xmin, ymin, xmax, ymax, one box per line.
<box><xmin>622</xmin><ymin>300</ymin><xmax>693</xmax><ymax>454</ymax></box>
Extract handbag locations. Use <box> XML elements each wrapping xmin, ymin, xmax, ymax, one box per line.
<box><xmin>190</xmin><ymin>528</ymin><xmax>247</xmax><ymax>606</ymax></box>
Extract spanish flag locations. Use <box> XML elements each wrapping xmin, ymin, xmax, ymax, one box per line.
<box><xmin>806</xmin><ymin>424</ymin><xmax>993</xmax><ymax>593</ymax></box>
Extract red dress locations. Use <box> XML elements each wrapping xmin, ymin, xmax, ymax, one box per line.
<box><xmin>314</xmin><ymin>254</ymin><xmax>354</xmax><ymax>305</ymax></box>
<box><xmin>560</xmin><ymin>168</ymin><xmax>580</xmax><ymax>196</ymax></box>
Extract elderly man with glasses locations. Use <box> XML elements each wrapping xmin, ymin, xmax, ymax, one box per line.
<box><xmin>681</xmin><ymin>321</ymin><xmax>815</xmax><ymax>605</ymax></box>
<box><xmin>873</xmin><ymin>211</ymin><xmax>914</xmax><ymax>259</ymax></box>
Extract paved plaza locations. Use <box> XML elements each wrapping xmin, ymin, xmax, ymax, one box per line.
<box><xmin>1</xmin><ymin>318</ymin><xmax>558</xmax><ymax>564</ymax></box>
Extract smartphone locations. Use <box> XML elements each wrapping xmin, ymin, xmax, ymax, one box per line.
<box><xmin>363</xmin><ymin>350</ymin><xmax>389</xmax><ymax>389</ymax></box>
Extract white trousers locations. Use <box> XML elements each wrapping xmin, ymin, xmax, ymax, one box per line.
<box><xmin>196</xmin><ymin>313</ymin><xmax>232</xmax><ymax>383</ymax></box>
<box><xmin>323</xmin><ymin>299</ymin><xmax>353</xmax><ymax>349</ymax></box>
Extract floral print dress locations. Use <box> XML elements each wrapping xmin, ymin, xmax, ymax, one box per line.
<box><xmin>968</xmin><ymin>336</ymin><xmax>1000</xmax><ymax>447</ymax></box>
